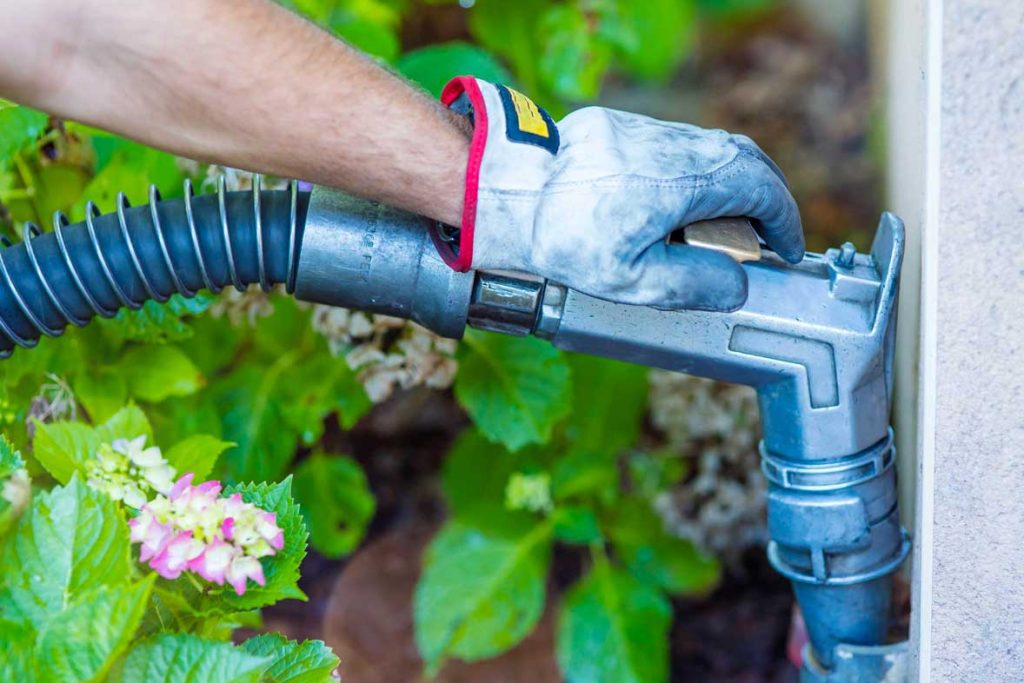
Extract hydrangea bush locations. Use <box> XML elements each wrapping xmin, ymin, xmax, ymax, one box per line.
<box><xmin>0</xmin><ymin>408</ymin><xmax>338</xmax><ymax>682</ymax></box>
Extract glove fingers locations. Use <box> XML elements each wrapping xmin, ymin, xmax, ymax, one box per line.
<box><xmin>629</xmin><ymin>242</ymin><xmax>749</xmax><ymax>312</ymax></box>
<box><xmin>731</xmin><ymin>134</ymin><xmax>791</xmax><ymax>188</ymax></box>
<box><xmin>686</xmin><ymin>157</ymin><xmax>805</xmax><ymax>264</ymax></box>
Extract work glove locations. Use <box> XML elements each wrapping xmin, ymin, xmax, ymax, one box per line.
<box><xmin>431</xmin><ymin>77</ymin><xmax>804</xmax><ymax>312</ymax></box>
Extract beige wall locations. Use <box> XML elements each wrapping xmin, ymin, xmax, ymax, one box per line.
<box><xmin>886</xmin><ymin>0</ymin><xmax>1024</xmax><ymax>680</ymax></box>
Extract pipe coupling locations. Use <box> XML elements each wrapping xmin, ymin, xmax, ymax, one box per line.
<box><xmin>763</xmin><ymin>430</ymin><xmax>910</xmax><ymax>587</ymax></box>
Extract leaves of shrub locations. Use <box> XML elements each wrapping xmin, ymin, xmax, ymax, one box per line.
<box><xmin>609</xmin><ymin>498</ymin><xmax>720</xmax><ymax>595</ymax></box>
<box><xmin>468</xmin><ymin>0</ymin><xmax>547</xmax><ymax>94</ymax></box>
<box><xmin>241</xmin><ymin>633</ymin><xmax>339</xmax><ymax>683</ymax></box>
<box><xmin>119</xmin><ymin>345</ymin><xmax>204</xmax><ymax>403</ymax></box>
<box><xmin>293</xmin><ymin>454</ymin><xmax>374</xmax><ymax>558</ymax></box>
<box><xmin>556</xmin><ymin>563</ymin><xmax>672</xmax><ymax>683</ymax></box>
<box><xmin>109</xmin><ymin>634</ymin><xmax>271</xmax><ymax>683</ymax></box>
<box><xmin>103</xmin><ymin>294</ymin><xmax>215</xmax><ymax>345</ymax></box>
<box><xmin>0</xmin><ymin>618</ymin><xmax>34</xmax><ymax>681</ymax></box>
<box><xmin>163</xmin><ymin>435</ymin><xmax>234</xmax><ymax>482</ymax></box>
<box><xmin>414</xmin><ymin>519</ymin><xmax>552</xmax><ymax>675</ymax></box>
<box><xmin>0</xmin><ymin>433</ymin><xmax>24</xmax><ymax>477</ymax></box>
<box><xmin>0</xmin><ymin>101</ymin><xmax>48</xmax><ymax>160</ymax></box>
<box><xmin>32</xmin><ymin>404</ymin><xmax>153</xmax><ymax>484</ymax></box>
<box><xmin>441</xmin><ymin>428</ymin><xmax>549</xmax><ymax>520</ymax></box>
<box><xmin>563</xmin><ymin>354</ymin><xmax>648</xmax><ymax>459</ymax></box>
<box><xmin>214</xmin><ymin>364</ymin><xmax>298</xmax><ymax>483</ymax></box>
<box><xmin>0</xmin><ymin>477</ymin><xmax>131</xmax><ymax>626</ymax></box>
<box><xmin>398</xmin><ymin>42</ymin><xmax>513</xmax><ymax>97</ymax></box>
<box><xmin>552</xmin><ymin>506</ymin><xmax>602</xmax><ymax>545</ymax></box>
<box><xmin>455</xmin><ymin>330</ymin><xmax>571</xmax><ymax>451</ymax></box>
<box><xmin>539</xmin><ymin>4</ymin><xmax>612</xmax><ymax>101</ymax></box>
<box><xmin>35</xmin><ymin>576</ymin><xmax>155</xmax><ymax>682</ymax></box>
<box><xmin>596</xmin><ymin>0</ymin><xmax>697</xmax><ymax>81</ymax></box>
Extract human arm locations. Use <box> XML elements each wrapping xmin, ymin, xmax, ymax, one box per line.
<box><xmin>0</xmin><ymin>0</ymin><xmax>470</xmax><ymax>226</ymax></box>
<box><xmin>0</xmin><ymin>2</ymin><xmax>804</xmax><ymax>311</ymax></box>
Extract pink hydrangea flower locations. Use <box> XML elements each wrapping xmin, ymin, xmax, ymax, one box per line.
<box><xmin>129</xmin><ymin>473</ymin><xmax>284</xmax><ymax>595</ymax></box>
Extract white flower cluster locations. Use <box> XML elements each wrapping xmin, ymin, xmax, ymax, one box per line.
<box><xmin>647</xmin><ymin>370</ymin><xmax>767</xmax><ymax>562</ymax></box>
<box><xmin>86</xmin><ymin>436</ymin><xmax>176</xmax><ymax>509</ymax></box>
<box><xmin>313</xmin><ymin>306</ymin><xmax>458</xmax><ymax>403</ymax></box>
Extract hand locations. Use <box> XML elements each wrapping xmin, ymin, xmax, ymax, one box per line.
<box><xmin>432</xmin><ymin>77</ymin><xmax>804</xmax><ymax>311</ymax></box>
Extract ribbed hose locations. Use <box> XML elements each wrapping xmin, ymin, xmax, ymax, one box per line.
<box><xmin>0</xmin><ymin>177</ymin><xmax>309</xmax><ymax>357</ymax></box>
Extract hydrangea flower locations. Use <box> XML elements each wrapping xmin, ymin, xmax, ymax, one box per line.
<box><xmin>129</xmin><ymin>473</ymin><xmax>284</xmax><ymax>595</ymax></box>
<box><xmin>86</xmin><ymin>435</ymin><xmax>176</xmax><ymax>509</ymax></box>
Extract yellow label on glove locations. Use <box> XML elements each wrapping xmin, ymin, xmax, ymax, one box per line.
<box><xmin>507</xmin><ymin>88</ymin><xmax>550</xmax><ymax>138</ymax></box>
<box><xmin>496</xmin><ymin>84</ymin><xmax>560</xmax><ymax>155</ymax></box>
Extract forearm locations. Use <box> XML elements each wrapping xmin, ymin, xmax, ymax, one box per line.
<box><xmin>0</xmin><ymin>0</ymin><xmax>468</xmax><ymax>225</ymax></box>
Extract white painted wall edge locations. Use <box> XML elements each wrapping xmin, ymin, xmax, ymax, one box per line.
<box><xmin>912</xmin><ymin>0</ymin><xmax>942</xmax><ymax>678</ymax></box>
<box><xmin>882</xmin><ymin>0</ymin><xmax>941</xmax><ymax>678</ymax></box>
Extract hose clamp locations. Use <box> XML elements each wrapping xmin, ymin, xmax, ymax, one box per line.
<box><xmin>760</xmin><ymin>429</ymin><xmax>895</xmax><ymax>492</ymax></box>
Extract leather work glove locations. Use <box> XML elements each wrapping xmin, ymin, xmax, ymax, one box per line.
<box><xmin>431</xmin><ymin>77</ymin><xmax>804</xmax><ymax>312</ymax></box>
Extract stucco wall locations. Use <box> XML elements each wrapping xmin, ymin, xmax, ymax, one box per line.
<box><xmin>890</xmin><ymin>0</ymin><xmax>1024</xmax><ymax>680</ymax></box>
<box><xmin>928</xmin><ymin>2</ymin><xmax>1024</xmax><ymax>679</ymax></box>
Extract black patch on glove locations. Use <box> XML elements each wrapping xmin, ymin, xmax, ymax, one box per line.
<box><xmin>496</xmin><ymin>84</ymin><xmax>559</xmax><ymax>155</ymax></box>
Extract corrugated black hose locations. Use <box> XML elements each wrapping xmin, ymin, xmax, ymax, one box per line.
<box><xmin>0</xmin><ymin>177</ymin><xmax>309</xmax><ymax>357</ymax></box>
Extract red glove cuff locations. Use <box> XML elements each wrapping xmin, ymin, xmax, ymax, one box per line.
<box><xmin>431</xmin><ymin>76</ymin><xmax>489</xmax><ymax>272</ymax></box>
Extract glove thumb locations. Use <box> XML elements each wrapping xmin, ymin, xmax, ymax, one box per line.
<box><xmin>631</xmin><ymin>242</ymin><xmax>749</xmax><ymax>312</ymax></box>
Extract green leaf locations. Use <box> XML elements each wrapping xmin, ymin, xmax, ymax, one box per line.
<box><xmin>552</xmin><ymin>506</ymin><xmax>602</xmax><ymax>545</ymax></box>
<box><xmin>108</xmin><ymin>634</ymin><xmax>271</xmax><ymax>683</ymax></box>
<box><xmin>240</xmin><ymin>633</ymin><xmax>339</xmax><ymax>683</ymax></box>
<box><xmin>73</xmin><ymin>370</ymin><xmax>128</xmax><ymax>424</ymax></box>
<box><xmin>334</xmin><ymin>18</ymin><xmax>400</xmax><ymax>62</ymax></box>
<box><xmin>0</xmin><ymin>433</ymin><xmax>24</xmax><ymax>478</ymax></box>
<box><xmin>334</xmin><ymin>366</ymin><xmax>373</xmax><ymax>430</ymax></box>
<box><xmin>608</xmin><ymin>498</ymin><xmax>720</xmax><ymax>595</ymax></box>
<box><xmin>277</xmin><ymin>353</ymin><xmax>352</xmax><ymax>447</ymax></box>
<box><xmin>551</xmin><ymin>450</ymin><xmax>619</xmax><ymax>504</ymax></box>
<box><xmin>455</xmin><ymin>330</ymin><xmax>571</xmax><ymax>451</ymax></box>
<box><xmin>539</xmin><ymin>4</ymin><xmax>613</xmax><ymax>101</ymax></box>
<box><xmin>414</xmin><ymin>519</ymin><xmax>552</xmax><ymax>674</ymax></box>
<box><xmin>564</xmin><ymin>354</ymin><xmax>648</xmax><ymax>459</ymax></box>
<box><xmin>150</xmin><ymin>393</ymin><xmax>225</xmax><ymax>450</ymax></box>
<box><xmin>0</xmin><ymin>477</ymin><xmax>131</xmax><ymax>626</ymax></box>
<box><xmin>556</xmin><ymin>562</ymin><xmax>672</xmax><ymax>683</ymax></box>
<box><xmin>119</xmin><ymin>345</ymin><xmax>204</xmax><ymax>403</ymax></box>
<box><xmin>205</xmin><ymin>478</ymin><xmax>308</xmax><ymax>611</ymax></box>
<box><xmin>104</xmin><ymin>294</ymin><xmax>215</xmax><ymax>345</ymax></box>
<box><xmin>29</xmin><ymin>405</ymin><xmax>153</xmax><ymax>483</ymax></box>
<box><xmin>73</xmin><ymin>135</ymin><xmax>184</xmax><ymax>218</ymax></box>
<box><xmin>469</xmin><ymin>0</ymin><xmax>548</xmax><ymax>94</ymax></box>
<box><xmin>596</xmin><ymin>0</ymin><xmax>697</xmax><ymax>81</ymax></box>
<box><xmin>30</xmin><ymin>421</ymin><xmax>99</xmax><ymax>485</ymax></box>
<box><xmin>214</xmin><ymin>361</ymin><xmax>300</xmax><ymax>483</ymax></box>
<box><xmin>163</xmin><ymin>435</ymin><xmax>233</xmax><ymax>483</ymax></box>
<box><xmin>441</xmin><ymin>428</ymin><xmax>548</xmax><ymax>520</ymax></box>
<box><xmin>697</xmin><ymin>0</ymin><xmax>775</xmax><ymax>18</ymax></box>
<box><xmin>96</xmin><ymin>404</ymin><xmax>154</xmax><ymax>444</ymax></box>
<box><xmin>0</xmin><ymin>103</ymin><xmax>47</xmax><ymax>161</ymax></box>
<box><xmin>398</xmin><ymin>42</ymin><xmax>514</xmax><ymax>97</ymax></box>
<box><xmin>36</xmin><ymin>576</ymin><xmax>155</xmax><ymax>682</ymax></box>
<box><xmin>292</xmin><ymin>454</ymin><xmax>374</xmax><ymax>558</ymax></box>
<box><xmin>0</xmin><ymin>617</ymin><xmax>35</xmax><ymax>682</ymax></box>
